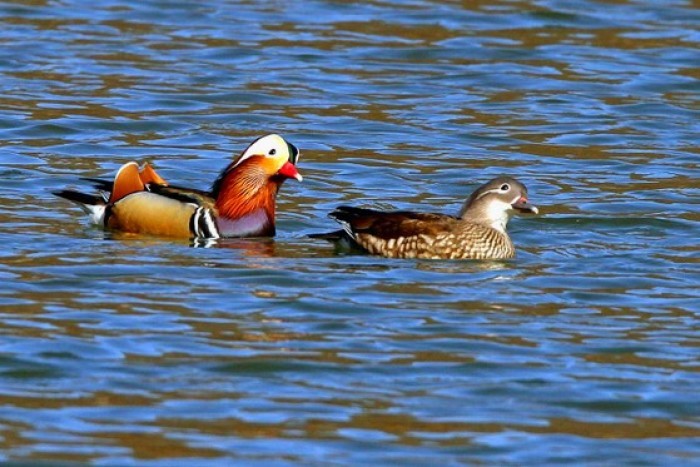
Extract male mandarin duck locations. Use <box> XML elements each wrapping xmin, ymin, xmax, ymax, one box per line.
<box><xmin>313</xmin><ymin>176</ymin><xmax>538</xmax><ymax>260</ymax></box>
<box><xmin>54</xmin><ymin>134</ymin><xmax>302</xmax><ymax>239</ymax></box>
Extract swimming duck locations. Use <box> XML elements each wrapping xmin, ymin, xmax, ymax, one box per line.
<box><xmin>313</xmin><ymin>176</ymin><xmax>537</xmax><ymax>260</ymax></box>
<box><xmin>54</xmin><ymin>134</ymin><xmax>302</xmax><ymax>239</ymax></box>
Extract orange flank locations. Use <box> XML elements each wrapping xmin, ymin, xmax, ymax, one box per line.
<box><xmin>108</xmin><ymin>192</ymin><xmax>196</xmax><ymax>238</ymax></box>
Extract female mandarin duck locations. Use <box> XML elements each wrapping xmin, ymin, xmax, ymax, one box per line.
<box><xmin>314</xmin><ymin>176</ymin><xmax>538</xmax><ymax>260</ymax></box>
<box><xmin>54</xmin><ymin>134</ymin><xmax>302</xmax><ymax>239</ymax></box>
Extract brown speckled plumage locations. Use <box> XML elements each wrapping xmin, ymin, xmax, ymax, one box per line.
<box><xmin>318</xmin><ymin>176</ymin><xmax>537</xmax><ymax>260</ymax></box>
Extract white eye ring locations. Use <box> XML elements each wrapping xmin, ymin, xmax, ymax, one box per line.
<box><xmin>500</xmin><ymin>183</ymin><xmax>510</xmax><ymax>191</ymax></box>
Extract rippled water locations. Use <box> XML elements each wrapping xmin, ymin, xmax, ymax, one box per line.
<box><xmin>1</xmin><ymin>0</ymin><xmax>699</xmax><ymax>464</ymax></box>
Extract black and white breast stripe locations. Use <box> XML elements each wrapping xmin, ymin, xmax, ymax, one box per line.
<box><xmin>190</xmin><ymin>207</ymin><xmax>221</xmax><ymax>239</ymax></box>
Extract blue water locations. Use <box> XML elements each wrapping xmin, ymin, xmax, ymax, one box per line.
<box><xmin>1</xmin><ymin>0</ymin><xmax>699</xmax><ymax>464</ymax></box>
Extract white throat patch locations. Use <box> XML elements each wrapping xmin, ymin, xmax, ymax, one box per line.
<box><xmin>485</xmin><ymin>198</ymin><xmax>514</xmax><ymax>233</ymax></box>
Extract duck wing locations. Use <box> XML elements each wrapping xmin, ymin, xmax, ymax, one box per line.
<box><xmin>329</xmin><ymin>206</ymin><xmax>458</xmax><ymax>240</ymax></box>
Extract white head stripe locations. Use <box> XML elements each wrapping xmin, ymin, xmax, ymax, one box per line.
<box><xmin>232</xmin><ymin>134</ymin><xmax>288</xmax><ymax>169</ymax></box>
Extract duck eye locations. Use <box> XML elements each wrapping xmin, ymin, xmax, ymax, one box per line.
<box><xmin>268</xmin><ymin>148</ymin><xmax>276</xmax><ymax>156</ymax></box>
<box><xmin>500</xmin><ymin>183</ymin><xmax>510</xmax><ymax>191</ymax></box>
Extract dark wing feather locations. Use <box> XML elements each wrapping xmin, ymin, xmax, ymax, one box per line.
<box><xmin>147</xmin><ymin>184</ymin><xmax>215</xmax><ymax>207</ymax></box>
<box><xmin>330</xmin><ymin>206</ymin><xmax>458</xmax><ymax>239</ymax></box>
<box><xmin>77</xmin><ymin>179</ymin><xmax>215</xmax><ymax>208</ymax></box>
<box><xmin>79</xmin><ymin>177</ymin><xmax>114</xmax><ymax>192</ymax></box>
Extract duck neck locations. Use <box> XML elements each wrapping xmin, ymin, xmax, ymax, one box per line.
<box><xmin>460</xmin><ymin>205</ymin><xmax>511</xmax><ymax>235</ymax></box>
<box><xmin>212</xmin><ymin>162</ymin><xmax>282</xmax><ymax>236</ymax></box>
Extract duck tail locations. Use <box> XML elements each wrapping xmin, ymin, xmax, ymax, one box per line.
<box><xmin>308</xmin><ymin>229</ymin><xmax>347</xmax><ymax>241</ymax></box>
<box><xmin>53</xmin><ymin>189</ymin><xmax>108</xmax><ymax>225</ymax></box>
<box><xmin>53</xmin><ymin>189</ymin><xmax>104</xmax><ymax>206</ymax></box>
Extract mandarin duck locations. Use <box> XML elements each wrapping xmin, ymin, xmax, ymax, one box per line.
<box><xmin>54</xmin><ymin>134</ymin><xmax>302</xmax><ymax>239</ymax></box>
<box><xmin>312</xmin><ymin>176</ymin><xmax>538</xmax><ymax>260</ymax></box>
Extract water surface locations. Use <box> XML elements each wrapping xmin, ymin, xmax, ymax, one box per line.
<box><xmin>1</xmin><ymin>0</ymin><xmax>699</xmax><ymax>464</ymax></box>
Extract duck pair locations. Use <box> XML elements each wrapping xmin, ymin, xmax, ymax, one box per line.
<box><xmin>55</xmin><ymin>134</ymin><xmax>538</xmax><ymax>260</ymax></box>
